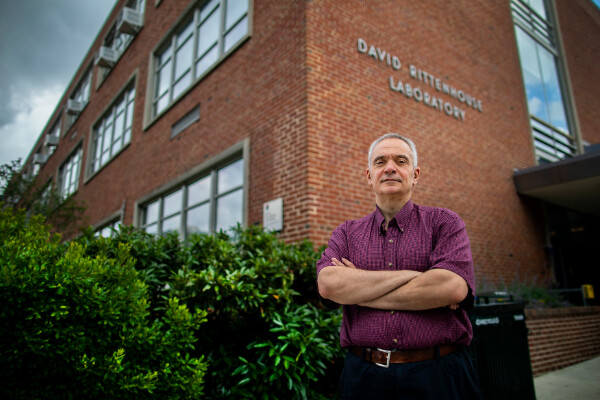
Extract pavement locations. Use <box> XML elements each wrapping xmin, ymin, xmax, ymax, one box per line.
<box><xmin>533</xmin><ymin>356</ymin><xmax>600</xmax><ymax>399</ymax></box>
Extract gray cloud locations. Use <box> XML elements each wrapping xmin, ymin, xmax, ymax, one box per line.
<box><xmin>0</xmin><ymin>0</ymin><xmax>115</xmax><ymax>166</ymax></box>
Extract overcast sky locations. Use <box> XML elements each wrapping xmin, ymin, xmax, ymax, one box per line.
<box><xmin>1</xmin><ymin>1</ymin><xmax>599</xmax><ymax>170</ymax></box>
<box><xmin>0</xmin><ymin>0</ymin><xmax>116</xmax><ymax>168</ymax></box>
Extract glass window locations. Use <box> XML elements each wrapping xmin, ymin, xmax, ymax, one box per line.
<box><xmin>66</xmin><ymin>68</ymin><xmax>92</xmax><ymax>130</ymax></box>
<box><xmin>140</xmin><ymin>156</ymin><xmax>244</xmax><ymax>238</ymax></box>
<box><xmin>95</xmin><ymin>219</ymin><xmax>121</xmax><ymax>238</ymax></box>
<box><xmin>511</xmin><ymin>0</ymin><xmax>575</xmax><ymax>163</ymax></box>
<box><xmin>59</xmin><ymin>147</ymin><xmax>83</xmax><ymax>198</ymax></box>
<box><xmin>89</xmin><ymin>85</ymin><xmax>136</xmax><ymax>175</ymax></box>
<box><xmin>152</xmin><ymin>0</ymin><xmax>250</xmax><ymax>116</ymax></box>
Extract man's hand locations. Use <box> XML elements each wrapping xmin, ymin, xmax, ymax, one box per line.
<box><xmin>358</xmin><ymin>268</ymin><xmax>469</xmax><ymax>311</ymax></box>
<box><xmin>317</xmin><ymin>259</ymin><xmax>422</xmax><ymax>305</ymax></box>
<box><xmin>331</xmin><ymin>258</ymin><xmax>357</xmax><ymax>269</ymax></box>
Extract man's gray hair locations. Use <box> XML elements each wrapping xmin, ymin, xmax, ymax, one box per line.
<box><xmin>368</xmin><ymin>133</ymin><xmax>418</xmax><ymax>169</ymax></box>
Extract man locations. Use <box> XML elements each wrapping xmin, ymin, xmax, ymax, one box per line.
<box><xmin>316</xmin><ymin>133</ymin><xmax>482</xmax><ymax>399</ymax></box>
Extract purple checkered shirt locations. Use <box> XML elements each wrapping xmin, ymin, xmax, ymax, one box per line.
<box><xmin>316</xmin><ymin>201</ymin><xmax>475</xmax><ymax>350</ymax></box>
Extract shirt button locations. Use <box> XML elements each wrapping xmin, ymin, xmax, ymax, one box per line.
<box><xmin>390</xmin><ymin>311</ymin><xmax>395</xmax><ymax>315</ymax></box>
<box><xmin>400</xmin><ymin>228</ymin><xmax>404</xmax><ymax>233</ymax></box>
<box><xmin>388</xmin><ymin>263</ymin><xmax>393</xmax><ymax>267</ymax></box>
<box><xmin>393</xmin><ymin>338</ymin><xmax>399</xmax><ymax>344</ymax></box>
<box><xmin>389</xmin><ymin>239</ymin><xmax>393</xmax><ymax>243</ymax></box>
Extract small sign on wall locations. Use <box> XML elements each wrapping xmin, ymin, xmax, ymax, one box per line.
<box><xmin>263</xmin><ymin>198</ymin><xmax>283</xmax><ymax>232</ymax></box>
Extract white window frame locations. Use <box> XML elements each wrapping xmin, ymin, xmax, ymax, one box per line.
<box><xmin>88</xmin><ymin>82</ymin><xmax>136</xmax><ymax>177</ymax></box>
<box><xmin>97</xmin><ymin>0</ymin><xmax>146</xmax><ymax>84</ymax></box>
<box><xmin>511</xmin><ymin>0</ymin><xmax>580</xmax><ymax>164</ymax></box>
<box><xmin>58</xmin><ymin>146</ymin><xmax>83</xmax><ymax>199</ymax></box>
<box><xmin>135</xmin><ymin>140</ymin><xmax>249</xmax><ymax>239</ymax></box>
<box><xmin>148</xmin><ymin>0</ymin><xmax>252</xmax><ymax>122</ymax></box>
<box><xmin>66</xmin><ymin>67</ymin><xmax>92</xmax><ymax>131</ymax></box>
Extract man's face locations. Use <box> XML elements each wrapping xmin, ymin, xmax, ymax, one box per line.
<box><xmin>366</xmin><ymin>138</ymin><xmax>420</xmax><ymax>201</ymax></box>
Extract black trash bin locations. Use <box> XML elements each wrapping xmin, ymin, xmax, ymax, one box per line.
<box><xmin>467</xmin><ymin>299</ymin><xmax>536</xmax><ymax>400</ymax></box>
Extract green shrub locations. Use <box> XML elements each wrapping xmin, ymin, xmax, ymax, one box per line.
<box><xmin>78</xmin><ymin>224</ymin><xmax>344</xmax><ymax>399</ymax></box>
<box><xmin>0</xmin><ymin>208</ymin><xmax>208</xmax><ymax>399</ymax></box>
<box><xmin>2</xmin><ymin>207</ymin><xmax>343</xmax><ymax>399</ymax></box>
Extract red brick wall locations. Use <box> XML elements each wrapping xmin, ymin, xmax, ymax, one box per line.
<box><xmin>556</xmin><ymin>0</ymin><xmax>600</xmax><ymax>146</ymax></box>
<box><xmin>304</xmin><ymin>0</ymin><xmax>550</xmax><ymax>286</ymax></box>
<box><xmin>526</xmin><ymin>306</ymin><xmax>600</xmax><ymax>376</ymax></box>
<box><xmin>41</xmin><ymin>0</ymin><xmax>312</xmax><ymax>243</ymax></box>
<box><xmin>25</xmin><ymin>0</ymin><xmax>600</xmax><ymax>290</ymax></box>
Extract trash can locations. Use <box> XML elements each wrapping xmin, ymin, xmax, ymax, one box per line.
<box><xmin>467</xmin><ymin>300</ymin><xmax>536</xmax><ymax>400</ymax></box>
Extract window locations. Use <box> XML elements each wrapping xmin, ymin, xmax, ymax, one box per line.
<box><xmin>58</xmin><ymin>147</ymin><xmax>83</xmax><ymax>198</ymax></box>
<box><xmin>152</xmin><ymin>0</ymin><xmax>250</xmax><ymax>116</ymax></box>
<box><xmin>141</xmin><ymin>157</ymin><xmax>244</xmax><ymax>238</ymax></box>
<box><xmin>511</xmin><ymin>0</ymin><xmax>576</xmax><ymax>164</ymax></box>
<box><xmin>45</xmin><ymin>118</ymin><xmax>61</xmax><ymax>156</ymax></box>
<box><xmin>95</xmin><ymin>219</ymin><xmax>122</xmax><ymax>238</ymax></box>
<box><xmin>89</xmin><ymin>85</ymin><xmax>136</xmax><ymax>175</ymax></box>
<box><xmin>66</xmin><ymin>68</ymin><xmax>92</xmax><ymax>130</ymax></box>
<box><xmin>97</xmin><ymin>0</ymin><xmax>146</xmax><ymax>82</ymax></box>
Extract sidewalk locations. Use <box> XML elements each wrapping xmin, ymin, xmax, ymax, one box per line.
<box><xmin>533</xmin><ymin>356</ymin><xmax>600</xmax><ymax>400</ymax></box>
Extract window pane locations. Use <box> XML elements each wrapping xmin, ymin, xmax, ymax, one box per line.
<box><xmin>201</xmin><ymin>0</ymin><xmax>219</xmax><ymax>21</ymax></box>
<box><xmin>157</xmin><ymin>44</ymin><xmax>172</xmax><ymax>67</ymax></box>
<box><xmin>538</xmin><ymin>48</ymin><xmax>568</xmax><ymax>131</ymax></box>
<box><xmin>188</xmin><ymin>175</ymin><xmax>211</xmax><ymax>206</ymax></box>
<box><xmin>526</xmin><ymin>0</ymin><xmax>547</xmax><ymax>19</ymax></box>
<box><xmin>198</xmin><ymin>8</ymin><xmax>220</xmax><ymax>56</ymax></box>
<box><xmin>187</xmin><ymin>203</ymin><xmax>210</xmax><ymax>234</ymax></box>
<box><xmin>155</xmin><ymin>94</ymin><xmax>169</xmax><ymax>115</ymax></box>
<box><xmin>145</xmin><ymin>200</ymin><xmax>159</xmax><ymax>224</ymax></box>
<box><xmin>114</xmin><ymin>113</ymin><xmax>125</xmax><ymax>142</ymax></box>
<box><xmin>216</xmin><ymin>189</ymin><xmax>243</xmax><ymax>232</ymax></box>
<box><xmin>516</xmin><ymin>28</ymin><xmax>548</xmax><ymax>122</ymax></box>
<box><xmin>224</xmin><ymin>16</ymin><xmax>247</xmax><ymax>52</ymax></box>
<box><xmin>162</xmin><ymin>214</ymin><xmax>181</xmax><ymax>235</ymax></box>
<box><xmin>156</xmin><ymin>61</ymin><xmax>172</xmax><ymax>98</ymax></box>
<box><xmin>226</xmin><ymin>0</ymin><xmax>248</xmax><ymax>29</ymax></box>
<box><xmin>164</xmin><ymin>189</ymin><xmax>183</xmax><ymax>217</ymax></box>
<box><xmin>195</xmin><ymin>46</ymin><xmax>218</xmax><ymax>78</ymax></box>
<box><xmin>177</xmin><ymin>20</ymin><xmax>194</xmax><ymax>47</ymax></box>
<box><xmin>173</xmin><ymin>71</ymin><xmax>192</xmax><ymax>99</ymax></box>
<box><xmin>218</xmin><ymin>159</ymin><xmax>243</xmax><ymax>193</ymax></box>
<box><xmin>174</xmin><ymin>36</ymin><xmax>193</xmax><ymax>81</ymax></box>
<box><xmin>126</xmin><ymin>101</ymin><xmax>134</xmax><ymax>130</ymax></box>
<box><xmin>145</xmin><ymin>223</ymin><xmax>158</xmax><ymax>234</ymax></box>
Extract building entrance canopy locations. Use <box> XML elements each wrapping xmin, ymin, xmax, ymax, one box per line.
<box><xmin>513</xmin><ymin>150</ymin><xmax>600</xmax><ymax>216</ymax></box>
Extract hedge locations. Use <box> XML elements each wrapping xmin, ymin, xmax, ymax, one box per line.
<box><xmin>0</xmin><ymin>207</ymin><xmax>343</xmax><ymax>399</ymax></box>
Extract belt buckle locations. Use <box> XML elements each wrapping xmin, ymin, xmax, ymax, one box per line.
<box><xmin>375</xmin><ymin>348</ymin><xmax>391</xmax><ymax>368</ymax></box>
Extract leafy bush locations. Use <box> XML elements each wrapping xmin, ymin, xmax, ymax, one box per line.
<box><xmin>77</xmin><ymin>224</ymin><xmax>344</xmax><ymax>399</ymax></box>
<box><xmin>1</xmin><ymin>205</ymin><xmax>343</xmax><ymax>399</ymax></box>
<box><xmin>0</xmin><ymin>207</ymin><xmax>208</xmax><ymax>399</ymax></box>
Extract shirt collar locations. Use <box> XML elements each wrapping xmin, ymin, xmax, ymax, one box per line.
<box><xmin>375</xmin><ymin>200</ymin><xmax>414</xmax><ymax>233</ymax></box>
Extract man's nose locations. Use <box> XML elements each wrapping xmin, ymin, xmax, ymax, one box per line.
<box><xmin>384</xmin><ymin>161</ymin><xmax>396</xmax><ymax>173</ymax></box>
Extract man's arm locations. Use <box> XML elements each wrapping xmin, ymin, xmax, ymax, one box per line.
<box><xmin>317</xmin><ymin>258</ymin><xmax>422</xmax><ymax>305</ymax></box>
<box><xmin>358</xmin><ymin>268</ymin><xmax>468</xmax><ymax>310</ymax></box>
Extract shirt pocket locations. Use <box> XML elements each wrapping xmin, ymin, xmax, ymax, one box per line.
<box><xmin>400</xmin><ymin>248</ymin><xmax>431</xmax><ymax>271</ymax></box>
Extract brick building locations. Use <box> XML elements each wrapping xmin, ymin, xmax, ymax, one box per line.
<box><xmin>22</xmin><ymin>0</ymin><xmax>600</xmax><ymax>295</ymax></box>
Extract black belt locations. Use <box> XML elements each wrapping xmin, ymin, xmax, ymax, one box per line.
<box><xmin>351</xmin><ymin>345</ymin><xmax>458</xmax><ymax>367</ymax></box>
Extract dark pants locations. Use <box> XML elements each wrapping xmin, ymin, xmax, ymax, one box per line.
<box><xmin>338</xmin><ymin>348</ymin><xmax>483</xmax><ymax>400</ymax></box>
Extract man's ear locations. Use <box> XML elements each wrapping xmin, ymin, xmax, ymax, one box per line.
<box><xmin>366</xmin><ymin>168</ymin><xmax>372</xmax><ymax>186</ymax></box>
<box><xmin>412</xmin><ymin>167</ymin><xmax>420</xmax><ymax>185</ymax></box>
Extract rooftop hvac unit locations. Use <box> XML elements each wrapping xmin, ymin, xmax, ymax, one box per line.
<box><xmin>45</xmin><ymin>133</ymin><xmax>60</xmax><ymax>147</ymax></box>
<box><xmin>33</xmin><ymin>153</ymin><xmax>49</xmax><ymax>165</ymax></box>
<box><xmin>96</xmin><ymin>46</ymin><xmax>118</xmax><ymax>68</ymax></box>
<box><xmin>117</xmin><ymin>7</ymin><xmax>143</xmax><ymax>35</ymax></box>
<box><xmin>66</xmin><ymin>99</ymin><xmax>85</xmax><ymax>116</ymax></box>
